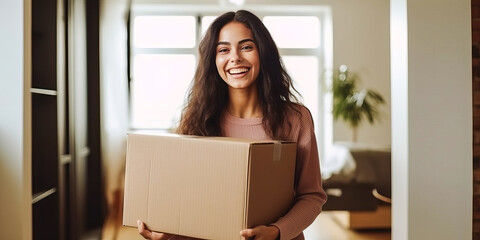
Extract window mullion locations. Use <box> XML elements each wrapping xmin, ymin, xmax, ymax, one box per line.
<box><xmin>134</xmin><ymin>48</ymin><xmax>195</xmax><ymax>55</ymax></box>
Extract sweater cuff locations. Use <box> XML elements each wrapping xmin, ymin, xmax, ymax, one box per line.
<box><xmin>271</xmin><ymin>217</ymin><xmax>297</xmax><ymax>240</ymax></box>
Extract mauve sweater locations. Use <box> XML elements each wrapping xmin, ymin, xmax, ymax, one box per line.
<box><xmin>220</xmin><ymin>105</ymin><xmax>327</xmax><ymax>240</ymax></box>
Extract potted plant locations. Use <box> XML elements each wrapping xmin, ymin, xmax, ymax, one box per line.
<box><xmin>332</xmin><ymin>65</ymin><xmax>385</xmax><ymax>142</ymax></box>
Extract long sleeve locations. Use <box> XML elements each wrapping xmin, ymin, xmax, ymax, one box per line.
<box><xmin>271</xmin><ymin>106</ymin><xmax>327</xmax><ymax>240</ymax></box>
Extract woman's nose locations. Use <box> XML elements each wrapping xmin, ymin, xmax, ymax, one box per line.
<box><xmin>229</xmin><ymin>51</ymin><xmax>242</xmax><ymax>62</ymax></box>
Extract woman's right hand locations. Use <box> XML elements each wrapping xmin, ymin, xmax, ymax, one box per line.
<box><xmin>137</xmin><ymin>220</ymin><xmax>176</xmax><ymax>240</ymax></box>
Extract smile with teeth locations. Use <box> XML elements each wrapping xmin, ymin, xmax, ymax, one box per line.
<box><xmin>228</xmin><ymin>68</ymin><xmax>250</xmax><ymax>75</ymax></box>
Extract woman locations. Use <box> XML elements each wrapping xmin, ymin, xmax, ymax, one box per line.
<box><xmin>138</xmin><ymin>10</ymin><xmax>327</xmax><ymax>240</ymax></box>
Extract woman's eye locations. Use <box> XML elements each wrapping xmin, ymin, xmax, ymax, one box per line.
<box><xmin>241</xmin><ymin>45</ymin><xmax>253</xmax><ymax>50</ymax></box>
<box><xmin>218</xmin><ymin>48</ymin><xmax>229</xmax><ymax>53</ymax></box>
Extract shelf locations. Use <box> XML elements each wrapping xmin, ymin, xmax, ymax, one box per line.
<box><xmin>33</xmin><ymin>190</ymin><xmax>59</xmax><ymax>240</ymax></box>
<box><xmin>30</xmin><ymin>88</ymin><xmax>57</xmax><ymax>96</ymax></box>
<box><xmin>60</xmin><ymin>154</ymin><xmax>71</xmax><ymax>165</ymax></box>
<box><xmin>32</xmin><ymin>188</ymin><xmax>57</xmax><ymax>204</ymax></box>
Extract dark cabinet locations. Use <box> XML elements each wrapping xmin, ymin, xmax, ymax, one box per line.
<box><xmin>31</xmin><ymin>0</ymin><xmax>102</xmax><ymax>239</ymax></box>
<box><xmin>31</xmin><ymin>0</ymin><xmax>61</xmax><ymax>239</ymax></box>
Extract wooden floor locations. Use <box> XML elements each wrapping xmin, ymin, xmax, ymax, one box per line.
<box><xmin>101</xmin><ymin>211</ymin><xmax>390</xmax><ymax>240</ymax></box>
<box><xmin>303</xmin><ymin>211</ymin><xmax>390</xmax><ymax>240</ymax></box>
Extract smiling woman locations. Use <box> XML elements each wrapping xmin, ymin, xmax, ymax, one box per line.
<box><xmin>135</xmin><ymin>10</ymin><xmax>327</xmax><ymax>240</ymax></box>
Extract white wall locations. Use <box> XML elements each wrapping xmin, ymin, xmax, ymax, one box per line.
<box><xmin>0</xmin><ymin>0</ymin><xmax>32</xmax><ymax>239</ymax></box>
<box><xmin>100</xmin><ymin>0</ymin><xmax>130</xmax><ymax>207</ymax></box>
<box><xmin>324</xmin><ymin>0</ymin><xmax>390</xmax><ymax>146</ymax></box>
<box><xmin>391</xmin><ymin>0</ymin><xmax>472</xmax><ymax>239</ymax></box>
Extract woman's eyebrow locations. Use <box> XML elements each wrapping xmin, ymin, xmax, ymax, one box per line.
<box><xmin>217</xmin><ymin>38</ymin><xmax>255</xmax><ymax>46</ymax></box>
<box><xmin>238</xmin><ymin>38</ymin><xmax>255</xmax><ymax>44</ymax></box>
<box><xmin>217</xmin><ymin>41</ymin><xmax>230</xmax><ymax>46</ymax></box>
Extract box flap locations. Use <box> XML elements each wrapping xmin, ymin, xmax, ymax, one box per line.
<box><xmin>128</xmin><ymin>132</ymin><xmax>292</xmax><ymax>145</ymax></box>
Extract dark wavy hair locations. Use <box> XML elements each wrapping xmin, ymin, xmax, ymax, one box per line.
<box><xmin>177</xmin><ymin>10</ymin><xmax>301</xmax><ymax>139</ymax></box>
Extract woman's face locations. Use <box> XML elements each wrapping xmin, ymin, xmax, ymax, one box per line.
<box><xmin>215</xmin><ymin>22</ymin><xmax>260</xmax><ymax>91</ymax></box>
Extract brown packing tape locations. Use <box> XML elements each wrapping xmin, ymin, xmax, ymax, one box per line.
<box><xmin>273</xmin><ymin>141</ymin><xmax>282</xmax><ymax>162</ymax></box>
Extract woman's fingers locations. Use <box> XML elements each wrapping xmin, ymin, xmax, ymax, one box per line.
<box><xmin>240</xmin><ymin>225</ymin><xmax>280</xmax><ymax>240</ymax></box>
<box><xmin>137</xmin><ymin>220</ymin><xmax>174</xmax><ymax>240</ymax></box>
<box><xmin>240</xmin><ymin>228</ymin><xmax>256</xmax><ymax>237</ymax></box>
<box><xmin>137</xmin><ymin>220</ymin><xmax>152</xmax><ymax>239</ymax></box>
<box><xmin>137</xmin><ymin>220</ymin><xmax>204</xmax><ymax>240</ymax></box>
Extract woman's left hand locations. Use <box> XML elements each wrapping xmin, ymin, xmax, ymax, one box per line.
<box><xmin>240</xmin><ymin>225</ymin><xmax>279</xmax><ymax>240</ymax></box>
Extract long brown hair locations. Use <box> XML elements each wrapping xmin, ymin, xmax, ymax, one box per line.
<box><xmin>177</xmin><ymin>10</ymin><xmax>301</xmax><ymax>139</ymax></box>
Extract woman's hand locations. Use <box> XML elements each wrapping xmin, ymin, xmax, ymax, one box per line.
<box><xmin>137</xmin><ymin>220</ymin><xmax>175</xmax><ymax>240</ymax></box>
<box><xmin>240</xmin><ymin>225</ymin><xmax>280</xmax><ymax>240</ymax></box>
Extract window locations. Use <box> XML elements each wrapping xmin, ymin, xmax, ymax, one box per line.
<box><xmin>131</xmin><ymin>54</ymin><xmax>195</xmax><ymax>128</ymax></box>
<box><xmin>130</xmin><ymin>15</ymin><xmax>198</xmax><ymax>129</ymax></box>
<box><xmin>133</xmin><ymin>16</ymin><xmax>196</xmax><ymax>48</ymax></box>
<box><xmin>263</xmin><ymin>16</ymin><xmax>320</xmax><ymax>48</ymax></box>
<box><xmin>129</xmin><ymin>6</ymin><xmax>332</xmax><ymax>159</ymax></box>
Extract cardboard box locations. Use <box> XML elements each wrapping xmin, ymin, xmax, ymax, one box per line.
<box><xmin>123</xmin><ymin>133</ymin><xmax>296</xmax><ymax>240</ymax></box>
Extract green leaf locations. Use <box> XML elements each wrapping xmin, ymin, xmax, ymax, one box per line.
<box><xmin>331</xmin><ymin>65</ymin><xmax>385</xmax><ymax>132</ymax></box>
